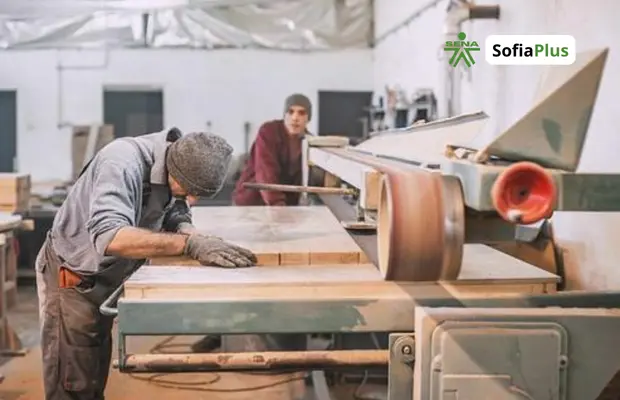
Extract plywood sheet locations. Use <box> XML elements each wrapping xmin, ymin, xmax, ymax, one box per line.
<box><xmin>353</xmin><ymin>112</ymin><xmax>489</xmax><ymax>166</ymax></box>
<box><xmin>151</xmin><ymin>206</ymin><xmax>365</xmax><ymax>266</ymax></box>
<box><xmin>457</xmin><ymin>244</ymin><xmax>556</xmax><ymax>283</ymax></box>
<box><xmin>128</xmin><ymin>245</ymin><xmax>559</xmax><ymax>301</ymax></box>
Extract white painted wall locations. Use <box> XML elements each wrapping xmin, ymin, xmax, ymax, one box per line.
<box><xmin>5</xmin><ymin>1</ymin><xmax>620</xmax><ymax>289</ymax></box>
<box><xmin>0</xmin><ymin>48</ymin><xmax>373</xmax><ymax>181</ymax></box>
<box><xmin>374</xmin><ymin>0</ymin><xmax>620</xmax><ymax>290</ymax></box>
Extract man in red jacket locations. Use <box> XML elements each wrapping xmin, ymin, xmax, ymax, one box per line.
<box><xmin>232</xmin><ymin>93</ymin><xmax>312</xmax><ymax>206</ymax></box>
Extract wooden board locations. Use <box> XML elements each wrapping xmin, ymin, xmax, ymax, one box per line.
<box><xmin>151</xmin><ymin>206</ymin><xmax>366</xmax><ymax>266</ymax></box>
<box><xmin>0</xmin><ymin>173</ymin><xmax>30</xmax><ymax>213</ymax></box>
<box><xmin>0</xmin><ymin>213</ymin><xmax>22</xmax><ymax>232</ymax></box>
<box><xmin>129</xmin><ymin>245</ymin><xmax>559</xmax><ymax>300</ymax></box>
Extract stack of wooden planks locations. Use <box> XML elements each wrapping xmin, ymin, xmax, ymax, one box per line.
<box><xmin>0</xmin><ymin>173</ymin><xmax>30</xmax><ymax>213</ymax></box>
<box><xmin>0</xmin><ymin>212</ymin><xmax>23</xmax><ymax>354</ymax></box>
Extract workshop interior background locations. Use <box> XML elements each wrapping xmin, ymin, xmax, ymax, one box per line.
<box><xmin>1</xmin><ymin>0</ymin><xmax>620</xmax><ymax>397</ymax></box>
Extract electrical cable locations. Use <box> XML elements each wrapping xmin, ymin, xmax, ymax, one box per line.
<box><xmin>127</xmin><ymin>335</ymin><xmax>308</xmax><ymax>393</ymax></box>
<box><xmin>352</xmin><ymin>333</ymin><xmax>387</xmax><ymax>400</ymax></box>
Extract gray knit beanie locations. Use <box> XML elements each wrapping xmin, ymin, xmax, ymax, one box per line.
<box><xmin>166</xmin><ymin>132</ymin><xmax>233</xmax><ymax>197</ymax></box>
<box><xmin>284</xmin><ymin>93</ymin><xmax>312</xmax><ymax>121</ymax></box>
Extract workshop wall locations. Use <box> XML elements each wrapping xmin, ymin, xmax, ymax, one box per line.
<box><xmin>374</xmin><ymin>0</ymin><xmax>620</xmax><ymax>290</ymax></box>
<box><xmin>0</xmin><ymin>48</ymin><xmax>373</xmax><ymax>181</ymax></box>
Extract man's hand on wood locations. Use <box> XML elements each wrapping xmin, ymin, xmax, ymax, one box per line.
<box><xmin>183</xmin><ymin>234</ymin><xmax>257</xmax><ymax>268</ymax></box>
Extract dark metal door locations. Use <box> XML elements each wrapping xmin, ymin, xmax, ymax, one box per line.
<box><xmin>103</xmin><ymin>90</ymin><xmax>164</xmax><ymax>138</ymax></box>
<box><xmin>0</xmin><ymin>91</ymin><xmax>17</xmax><ymax>172</ymax></box>
<box><xmin>318</xmin><ymin>90</ymin><xmax>373</xmax><ymax>141</ymax></box>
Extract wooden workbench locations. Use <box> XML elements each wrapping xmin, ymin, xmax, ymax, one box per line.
<box><xmin>125</xmin><ymin>205</ymin><xmax>559</xmax><ymax>400</ymax></box>
<box><xmin>0</xmin><ymin>212</ymin><xmax>23</xmax><ymax>353</ymax></box>
<box><xmin>0</xmin><ymin>212</ymin><xmax>22</xmax><ymax>305</ymax></box>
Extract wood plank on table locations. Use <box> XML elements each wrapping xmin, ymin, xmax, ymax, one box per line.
<box><xmin>457</xmin><ymin>244</ymin><xmax>556</xmax><ymax>283</ymax></box>
<box><xmin>150</xmin><ymin>206</ymin><xmax>365</xmax><ymax>266</ymax></box>
<box><xmin>129</xmin><ymin>245</ymin><xmax>559</xmax><ymax>300</ymax></box>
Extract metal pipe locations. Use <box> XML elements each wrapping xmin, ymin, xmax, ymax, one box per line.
<box><xmin>243</xmin><ymin>182</ymin><xmax>357</xmax><ymax>196</ymax></box>
<box><xmin>443</xmin><ymin>1</ymin><xmax>500</xmax><ymax>117</ymax></box>
<box><xmin>469</xmin><ymin>5</ymin><xmax>500</xmax><ymax>19</ymax></box>
<box><xmin>56</xmin><ymin>48</ymin><xmax>111</xmax><ymax>128</ymax></box>
<box><xmin>243</xmin><ymin>121</ymin><xmax>251</xmax><ymax>153</ymax></box>
<box><xmin>116</xmin><ymin>349</ymin><xmax>389</xmax><ymax>373</ymax></box>
<box><xmin>99</xmin><ymin>284</ymin><xmax>123</xmax><ymax>316</ymax></box>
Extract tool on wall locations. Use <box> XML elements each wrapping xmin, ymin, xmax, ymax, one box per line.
<box><xmin>410</xmin><ymin>88</ymin><xmax>437</xmax><ymax>123</ymax></box>
<box><xmin>243</xmin><ymin>121</ymin><xmax>251</xmax><ymax>153</ymax></box>
<box><xmin>362</xmin><ymin>97</ymin><xmax>388</xmax><ymax>138</ymax></box>
<box><xmin>364</xmin><ymin>87</ymin><xmax>439</xmax><ymax>135</ymax></box>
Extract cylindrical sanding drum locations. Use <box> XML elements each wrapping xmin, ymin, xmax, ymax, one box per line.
<box><xmin>376</xmin><ymin>170</ymin><xmax>465</xmax><ymax>282</ymax></box>
<box><xmin>320</xmin><ymin>148</ymin><xmax>466</xmax><ymax>282</ymax></box>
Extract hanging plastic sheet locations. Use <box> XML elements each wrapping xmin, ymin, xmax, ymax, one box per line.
<box><xmin>0</xmin><ymin>0</ymin><xmax>372</xmax><ymax>50</ymax></box>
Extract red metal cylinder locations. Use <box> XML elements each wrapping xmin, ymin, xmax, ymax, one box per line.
<box><xmin>491</xmin><ymin>161</ymin><xmax>557</xmax><ymax>225</ymax></box>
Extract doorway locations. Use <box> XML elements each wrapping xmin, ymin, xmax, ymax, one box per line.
<box><xmin>103</xmin><ymin>89</ymin><xmax>164</xmax><ymax>138</ymax></box>
<box><xmin>0</xmin><ymin>90</ymin><xmax>17</xmax><ymax>172</ymax></box>
<box><xmin>317</xmin><ymin>90</ymin><xmax>373</xmax><ymax>142</ymax></box>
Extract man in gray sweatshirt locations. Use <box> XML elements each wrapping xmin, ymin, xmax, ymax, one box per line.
<box><xmin>35</xmin><ymin>128</ymin><xmax>256</xmax><ymax>399</ymax></box>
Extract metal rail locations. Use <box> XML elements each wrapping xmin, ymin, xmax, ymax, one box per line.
<box><xmin>243</xmin><ymin>182</ymin><xmax>356</xmax><ymax>196</ymax></box>
<box><xmin>114</xmin><ymin>349</ymin><xmax>389</xmax><ymax>373</ymax></box>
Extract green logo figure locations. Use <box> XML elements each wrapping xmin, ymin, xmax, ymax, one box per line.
<box><xmin>444</xmin><ymin>32</ymin><xmax>480</xmax><ymax>68</ymax></box>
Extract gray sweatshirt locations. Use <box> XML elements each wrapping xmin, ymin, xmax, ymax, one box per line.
<box><xmin>50</xmin><ymin>130</ymin><xmax>192</xmax><ymax>277</ymax></box>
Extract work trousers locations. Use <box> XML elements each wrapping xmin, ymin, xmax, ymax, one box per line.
<box><xmin>35</xmin><ymin>237</ymin><xmax>115</xmax><ymax>400</ymax></box>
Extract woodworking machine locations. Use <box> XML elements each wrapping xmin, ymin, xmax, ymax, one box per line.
<box><xmin>103</xmin><ymin>47</ymin><xmax>620</xmax><ymax>399</ymax></box>
<box><xmin>305</xmin><ymin>47</ymin><xmax>620</xmax><ymax>283</ymax></box>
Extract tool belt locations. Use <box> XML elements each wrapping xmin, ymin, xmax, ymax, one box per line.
<box><xmin>45</xmin><ymin>233</ymin><xmax>125</xmax><ymax>307</ymax></box>
<box><xmin>58</xmin><ymin>266</ymin><xmax>86</xmax><ymax>289</ymax></box>
<box><xmin>57</xmin><ymin>262</ymin><xmax>120</xmax><ymax>307</ymax></box>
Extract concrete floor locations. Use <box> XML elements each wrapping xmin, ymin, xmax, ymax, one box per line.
<box><xmin>0</xmin><ymin>282</ymin><xmax>385</xmax><ymax>400</ymax></box>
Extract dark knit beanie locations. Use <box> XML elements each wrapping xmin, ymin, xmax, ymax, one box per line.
<box><xmin>284</xmin><ymin>93</ymin><xmax>312</xmax><ymax>121</ymax></box>
<box><xmin>166</xmin><ymin>132</ymin><xmax>233</xmax><ymax>197</ymax></box>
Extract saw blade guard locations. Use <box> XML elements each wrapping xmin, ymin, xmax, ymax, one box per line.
<box><xmin>491</xmin><ymin>161</ymin><xmax>557</xmax><ymax>225</ymax></box>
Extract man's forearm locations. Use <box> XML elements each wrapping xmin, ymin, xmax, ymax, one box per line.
<box><xmin>105</xmin><ymin>226</ymin><xmax>188</xmax><ymax>258</ymax></box>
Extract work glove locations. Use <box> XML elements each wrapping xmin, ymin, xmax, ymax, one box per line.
<box><xmin>184</xmin><ymin>234</ymin><xmax>257</xmax><ymax>268</ymax></box>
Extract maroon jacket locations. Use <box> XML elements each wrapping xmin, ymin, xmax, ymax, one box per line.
<box><xmin>232</xmin><ymin>120</ymin><xmax>303</xmax><ymax>206</ymax></box>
